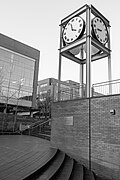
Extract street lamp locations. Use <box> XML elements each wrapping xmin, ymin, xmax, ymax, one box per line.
<box><xmin>5</xmin><ymin>55</ymin><xmax>14</xmax><ymax>113</ymax></box>
<box><xmin>13</xmin><ymin>78</ymin><xmax>25</xmax><ymax>132</ymax></box>
<box><xmin>2</xmin><ymin>55</ymin><xmax>14</xmax><ymax>133</ymax></box>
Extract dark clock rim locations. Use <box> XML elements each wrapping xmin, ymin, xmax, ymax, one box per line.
<box><xmin>91</xmin><ymin>16</ymin><xmax>109</xmax><ymax>45</ymax></box>
<box><xmin>62</xmin><ymin>16</ymin><xmax>85</xmax><ymax>45</ymax></box>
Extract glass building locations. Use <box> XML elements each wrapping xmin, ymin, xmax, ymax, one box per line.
<box><xmin>0</xmin><ymin>33</ymin><xmax>40</xmax><ymax>113</ymax></box>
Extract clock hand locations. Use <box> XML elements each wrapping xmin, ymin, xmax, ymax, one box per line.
<box><xmin>97</xmin><ymin>28</ymin><xmax>102</xmax><ymax>32</ymax></box>
<box><xmin>70</xmin><ymin>24</ymin><xmax>73</xmax><ymax>30</ymax></box>
<box><xmin>70</xmin><ymin>24</ymin><xmax>76</xmax><ymax>31</ymax></box>
<box><xmin>72</xmin><ymin>28</ymin><xmax>77</xmax><ymax>31</ymax></box>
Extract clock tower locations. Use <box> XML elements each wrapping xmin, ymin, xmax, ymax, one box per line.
<box><xmin>58</xmin><ymin>4</ymin><xmax>111</xmax><ymax>100</ymax></box>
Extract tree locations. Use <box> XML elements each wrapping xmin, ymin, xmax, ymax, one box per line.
<box><xmin>37</xmin><ymin>90</ymin><xmax>52</xmax><ymax>120</ymax></box>
<box><xmin>0</xmin><ymin>66</ymin><xmax>4</xmax><ymax>94</ymax></box>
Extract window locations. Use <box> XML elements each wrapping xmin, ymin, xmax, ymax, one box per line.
<box><xmin>40</xmin><ymin>91</ymin><xmax>47</xmax><ymax>95</ymax></box>
<box><xmin>40</xmin><ymin>83</ymin><xmax>47</xmax><ymax>88</ymax></box>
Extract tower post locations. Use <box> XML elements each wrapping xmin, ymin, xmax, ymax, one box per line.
<box><xmin>86</xmin><ymin>6</ymin><xmax>92</xmax><ymax>98</ymax></box>
<box><xmin>80</xmin><ymin>45</ymin><xmax>84</xmax><ymax>97</ymax></box>
<box><xmin>108</xmin><ymin>26</ymin><xmax>112</xmax><ymax>94</ymax></box>
<box><xmin>58</xmin><ymin>25</ymin><xmax>63</xmax><ymax>101</ymax></box>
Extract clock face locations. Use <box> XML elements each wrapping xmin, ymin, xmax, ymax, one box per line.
<box><xmin>63</xmin><ymin>16</ymin><xmax>85</xmax><ymax>44</ymax></box>
<box><xmin>92</xmin><ymin>17</ymin><xmax>109</xmax><ymax>44</ymax></box>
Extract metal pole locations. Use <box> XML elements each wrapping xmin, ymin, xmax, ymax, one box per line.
<box><xmin>80</xmin><ymin>64</ymin><xmax>84</xmax><ymax>97</ymax></box>
<box><xmin>58</xmin><ymin>55</ymin><xmax>62</xmax><ymax>101</ymax></box>
<box><xmin>13</xmin><ymin>86</ymin><xmax>20</xmax><ymax>132</ymax></box>
<box><xmin>5</xmin><ymin>54</ymin><xmax>14</xmax><ymax>113</ymax></box>
<box><xmin>86</xmin><ymin>6</ymin><xmax>91</xmax><ymax>98</ymax></box>
<box><xmin>108</xmin><ymin>26</ymin><xmax>112</xmax><ymax>94</ymax></box>
<box><xmin>32</xmin><ymin>52</ymin><xmax>40</xmax><ymax>108</ymax></box>
<box><xmin>58</xmin><ymin>25</ymin><xmax>63</xmax><ymax>101</ymax></box>
<box><xmin>13</xmin><ymin>79</ymin><xmax>24</xmax><ymax>132</ymax></box>
<box><xmin>86</xmin><ymin>5</ymin><xmax>91</xmax><ymax>170</ymax></box>
<box><xmin>80</xmin><ymin>45</ymin><xmax>84</xmax><ymax>98</ymax></box>
<box><xmin>29</xmin><ymin>126</ymin><xmax>30</xmax><ymax>136</ymax></box>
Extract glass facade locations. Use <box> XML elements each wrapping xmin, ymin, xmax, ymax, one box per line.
<box><xmin>0</xmin><ymin>47</ymin><xmax>35</xmax><ymax>107</ymax></box>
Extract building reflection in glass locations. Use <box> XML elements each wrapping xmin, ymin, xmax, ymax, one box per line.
<box><xmin>0</xmin><ymin>47</ymin><xmax>35</xmax><ymax>109</ymax></box>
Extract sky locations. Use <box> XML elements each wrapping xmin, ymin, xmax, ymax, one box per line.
<box><xmin>0</xmin><ymin>0</ymin><xmax>120</xmax><ymax>85</ymax></box>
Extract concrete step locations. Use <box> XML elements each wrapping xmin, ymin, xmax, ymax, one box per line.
<box><xmin>69</xmin><ymin>161</ymin><xmax>84</xmax><ymax>180</ymax></box>
<box><xmin>51</xmin><ymin>155</ymin><xmax>74</xmax><ymax>180</ymax></box>
<box><xmin>36</xmin><ymin>150</ymin><xmax>65</xmax><ymax>180</ymax></box>
<box><xmin>83</xmin><ymin>166</ymin><xmax>95</xmax><ymax>180</ymax></box>
<box><xmin>22</xmin><ymin>148</ymin><xmax>111</xmax><ymax>180</ymax></box>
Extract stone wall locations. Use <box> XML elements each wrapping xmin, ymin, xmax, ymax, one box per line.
<box><xmin>51</xmin><ymin>95</ymin><xmax>120</xmax><ymax>180</ymax></box>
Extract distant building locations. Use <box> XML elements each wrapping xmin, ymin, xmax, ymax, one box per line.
<box><xmin>36</xmin><ymin>78</ymin><xmax>102</xmax><ymax>119</ymax></box>
<box><xmin>37</xmin><ymin>78</ymin><xmax>86</xmax><ymax>102</ymax></box>
<box><xmin>0</xmin><ymin>33</ymin><xmax>40</xmax><ymax>113</ymax></box>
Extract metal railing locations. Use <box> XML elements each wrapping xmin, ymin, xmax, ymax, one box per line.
<box><xmin>57</xmin><ymin>85</ymin><xmax>86</xmax><ymax>101</ymax></box>
<box><xmin>0</xmin><ymin>113</ymin><xmax>46</xmax><ymax>134</ymax></box>
<box><xmin>0</xmin><ymin>113</ymin><xmax>19</xmax><ymax>134</ymax></box>
<box><xmin>92</xmin><ymin>79</ymin><xmax>120</xmax><ymax>97</ymax></box>
<box><xmin>56</xmin><ymin>79</ymin><xmax>120</xmax><ymax>100</ymax></box>
<box><xmin>22</xmin><ymin>119</ymin><xmax>51</xmax><ymax>140</ymax></box>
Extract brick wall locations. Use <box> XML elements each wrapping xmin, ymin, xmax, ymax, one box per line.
<box><xmin>91</xmin><ymin>95</ymin><xmax>120</xmax><ymax>179</ymax></box>
<box><xmin>51</xmin><ymin>99</ymin><xmax>90</xmax><ymax>167</ymax></box>
<box><xmin>51</xmin><ymin>95</ymin><xmax>120</xmax><ymax>180</ymax></box>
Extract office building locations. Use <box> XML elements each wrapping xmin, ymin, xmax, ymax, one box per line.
<box><xmin>37</xmin><ymin>78</ymin><xmax>85</xmax><ymax>102</ymax></box>
<box><xmin>0</xmin><ymin>33</ymin><xmax>40</xmax><ymax>113</ymax></box>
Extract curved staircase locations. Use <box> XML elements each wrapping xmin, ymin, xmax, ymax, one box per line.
<box><xmin>0</xmin><ymin>135</ymin><xmax>109</xmax><ymax>180</ymax></box>
<box><xmin>25</xmin><ymin>149</ymin><xmax>108</xmax><ymax>180</ymax></box>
